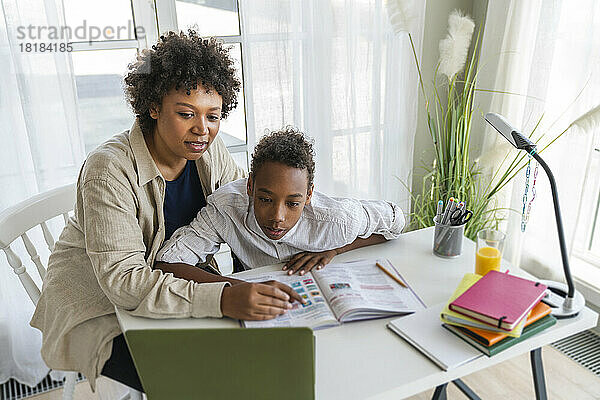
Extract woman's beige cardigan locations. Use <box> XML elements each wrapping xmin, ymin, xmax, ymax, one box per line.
<box><xmin>31</xmin><ymin>121</ymin><xmax>245</xmax><ymax>389</ymax></box>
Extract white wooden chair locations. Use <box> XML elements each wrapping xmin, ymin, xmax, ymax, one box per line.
<box><xmin>0</xmin><ymin>184</ymin><xmax>143</xmax><ymax>400</ymax></box>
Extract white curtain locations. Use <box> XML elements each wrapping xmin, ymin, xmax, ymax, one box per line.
<box><xmin>0</xmin><ymin>0</ymin><xmax>84</xmax><ymax>386</ymax></box>
<box><xmin>0</xmin><ymin>0</ymin><xmax>425</xmax><ymax>386</ymax></box>
<box><xmin>239</xmin><ymin>0</ymin><xmax>425</xmax><ymax>211</ymax></box>
<box><xmin>473</xmin><ymin>0</ymin><xmax>600</xmax><ymax>280</ymax></box>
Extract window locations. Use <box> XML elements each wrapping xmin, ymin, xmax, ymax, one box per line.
<box><xmin>71</xmin><ymin>49</ymin><xmax>137</xmax><ymax>153</ymax></box>
<box><xmin>175</xmin><ymin>0</ymin><xmax>239</xmax><ymax>37</ymax></box>
<box><xmin>503</xmin><ymin>2</ymin><xmax>600</xmax><ymax>293</ymax></box>
<box><xmin>64</xmin><ymin>0</ymin><xmax>249</xmax><ymax>171</ymax></box>
<box><xmin>64</xmin><ymin>0</ymin><xmax>158</xmax><ymax>153</ymax></box>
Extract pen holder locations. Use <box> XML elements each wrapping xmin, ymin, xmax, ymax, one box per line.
<box><xmin>432</xmin><ymin>216</ymin><xmax>466</xmax><ymax>258</ymax></box>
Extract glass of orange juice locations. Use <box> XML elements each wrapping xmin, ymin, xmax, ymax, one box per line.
<box><xmin>475</xmin><ymin>229</ymin><xmax>506</xmax><ymax>276</ymax></box>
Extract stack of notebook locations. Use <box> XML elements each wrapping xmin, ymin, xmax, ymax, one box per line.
<box><xmin>440</xmin><ymin>270</ymin><xmax>557</xmax><ymax>356</ymax></box>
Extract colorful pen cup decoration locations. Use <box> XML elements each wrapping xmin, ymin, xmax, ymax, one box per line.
<box><xmin>432</xmin><ymin>216</ymin><xmax>466</xmax><ymax>258</ymax></box>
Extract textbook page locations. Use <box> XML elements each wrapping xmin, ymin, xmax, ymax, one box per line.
<box><xmin>312</xmin><ymin>259</ymin><xmax>425</xmax><ymax>322</ymax></box>
<box><xmin>241</xmin><ymin>270</ymin><xmax>339</xmax><ymax>330</ymax></box>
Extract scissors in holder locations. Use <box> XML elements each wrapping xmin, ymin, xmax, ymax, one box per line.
<box><xmin>449</xmin><ymin>208</ymin><xmax>473</xmax><ymax>226</ymax></box>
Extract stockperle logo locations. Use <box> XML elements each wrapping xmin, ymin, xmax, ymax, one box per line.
<box><xmin>16</xmin><ymin>20</ymin><xmax>145</xmax><ymax>44</ymax></box>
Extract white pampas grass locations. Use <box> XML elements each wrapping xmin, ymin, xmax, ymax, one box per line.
<box><xmin>438</xmin><ymin>10</ymin><xmax>475</xmax><ymax>79</ymax></box>
<box><xmin>385</xmin><ymin>0</ymin><xmax>417</xmax><ymax>34</ymax></box>
<box><xmin>571</xmin><ymin>104</ymin><xmax>600</xmax><ymax>133</ymax></box>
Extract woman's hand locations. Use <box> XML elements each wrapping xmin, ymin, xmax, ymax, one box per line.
<box><xmin>220</xmin><ymin>280</ymin><xmax>305</xmax><ymax>320</ymax></box>
<box><xmin>283</xmin><ymin>250</ymin><xmax>338</xmax><ymax>275</ymax></box>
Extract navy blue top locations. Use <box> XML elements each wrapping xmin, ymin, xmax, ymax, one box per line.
<box><xmin>163</xmin><ymin>160</ymin><xmax>206</xmax><ymax>240</ymax></box>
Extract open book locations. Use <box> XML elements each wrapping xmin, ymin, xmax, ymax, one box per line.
<box><xmin>240</xmin><ymin>259</ymin><xmax>425</xmax><ymax>330</ymax></box>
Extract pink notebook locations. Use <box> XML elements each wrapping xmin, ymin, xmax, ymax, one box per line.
<box><xmin>449</xmin><ymin>270</ymin><xmax>548</xmax><ymax>331</ymax></box>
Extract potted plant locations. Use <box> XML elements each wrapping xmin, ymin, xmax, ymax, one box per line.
<box><xmin>385</xmin><ymin>2</ymin><xmax>599</xmax><ymax>240</ymax></box>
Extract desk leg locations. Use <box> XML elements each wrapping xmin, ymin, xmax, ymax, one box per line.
<box><xmin>432</xmin><ymin>379</ymin><xmax>482</xmax><ymax>400</ymax></box>
<box><xmin>452</xmin><ymin>379</ymin><xmax>481</xmax><ymax>400</ymax></box>
<box><xmin>530</xmin><ymin>347</ymin><xmax>548</xmax><ymax>400</ymax></box>
<box><xmin>431</xmin><ymin>350</ymin><xmax>546</xmax><ymax>400</ymax></box>
<box><xmin>431</xmin><ymin>383</ymin><xmax>447</xmax><ymax>400</ymax></box>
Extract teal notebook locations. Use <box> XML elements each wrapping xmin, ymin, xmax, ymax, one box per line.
<box><xmin>443</xmin><ymin>315</ymin><xmax>557</xmax><ymax>356</ymax></box>
<box><xmin>124</xmin><ymin>327</ymin><xmax>315</xmax><ymax>400</ymax></box>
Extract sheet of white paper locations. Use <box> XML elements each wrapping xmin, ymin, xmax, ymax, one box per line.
<box><xmin>387</xmin><ymin>303</ymin><xmax>483</xmax><ymax>370</ymax></box>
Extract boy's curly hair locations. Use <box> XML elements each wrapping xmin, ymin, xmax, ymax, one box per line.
<box><xmin>124</xmin><ymin>30</ymin><xmax>241</xmax><ymax>135</ymax></box>
<box><xmin>250</xmin><ymin>126</ymin><xmax>316</xmax><ymax>189</ymax></box>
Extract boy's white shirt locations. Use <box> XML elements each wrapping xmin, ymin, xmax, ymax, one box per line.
<box><xmin>157</xmin><ymin>178</ymin><xmax>405</xmax><ymax>270</ymax></box>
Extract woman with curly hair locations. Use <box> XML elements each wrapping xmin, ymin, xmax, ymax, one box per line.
<box><xmin>30</xmin><ymin>30</ymin><xmax>301</xmax><ymax>393</ymax></box>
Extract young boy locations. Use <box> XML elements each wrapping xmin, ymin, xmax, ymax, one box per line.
<box><xmin>155</xmin><ymin>127</ymin><xmax>404</xmax><ymax>278</ymax></box>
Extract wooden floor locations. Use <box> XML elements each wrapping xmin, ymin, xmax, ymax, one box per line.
<box><xmin>407</xmin><ymin>346</ymin><xmax>600</xmax><ymax>400</ymax></box>
<box><xmin>29</xmin><ymin>346</ymin><xmax>599</xmax><ymax>400</ymax></box>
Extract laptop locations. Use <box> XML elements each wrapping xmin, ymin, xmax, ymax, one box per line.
<box><xmin>123</xmin><ymin>326</ymin><xmax>315</xmax><ymax>399</ymax></box>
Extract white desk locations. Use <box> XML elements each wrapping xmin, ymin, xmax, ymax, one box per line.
<box><xmin>116</xmin><ymin>227</ymin><xmax>598</xmax><ymax>399</ymax></box>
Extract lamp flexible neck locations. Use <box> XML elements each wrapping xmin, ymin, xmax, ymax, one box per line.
<box><xmin>531</xmin><ymin>151</ymin><xmax>575</xmax><ymax>298</ymax></box>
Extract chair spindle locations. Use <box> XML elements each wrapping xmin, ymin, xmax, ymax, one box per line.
<box><xmin>21</xmin><ymin>232</ymin><xmax>46</xmax><ymax>281</ymax></box>
<box><xmin>40</xmin><ymin>221</ymin><xmax>55</xmax><ymax>252</ymax></box>
<box><xmin>2</xmin><ymin>244</ymin><xmax>41</xmax><ymax>304</ymax></box>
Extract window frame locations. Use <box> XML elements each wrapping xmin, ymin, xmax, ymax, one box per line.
<box><xmin>68</xmin><ymin>0</ymin><xmax>158</xmax><ymax>52</ymax></box>
<box><xmin>572</xmin><ymin>145</ymin><xmax>600</xmax><ymax>268</ymax></box>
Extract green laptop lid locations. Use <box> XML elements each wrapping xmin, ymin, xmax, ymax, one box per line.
<box><xmin>124</xmin><ymin>327</ymin><xmax>315</xmax><ymax>400</ymax></box>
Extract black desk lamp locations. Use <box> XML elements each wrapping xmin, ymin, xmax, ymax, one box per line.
<box><xmin>484</xmin><ymin>112</ymin><xmax>585</xmax><ymax>318</ymax></box>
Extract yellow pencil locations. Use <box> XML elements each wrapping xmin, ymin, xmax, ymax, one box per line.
<box><xmin>376</xmin><ymin>262</ymin><xmax>407</xmax><ymax>288</ymax></box>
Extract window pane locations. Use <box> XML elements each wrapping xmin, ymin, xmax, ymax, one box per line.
<box><xmin>588</xmin><ymin>150</ymin><xmax>600</xmax><ymax>254</ymax></box>
<box><xmin>63</xmin><ymin>0</ymin><xmax>135</xmax><ymax>41</ymax></box>
<box><xmin>72</xmin><ymin>49</ymin><xmax>136</xmax><ymax>154</ymax></box>
<box><xmin>248</xmin><ymin>40</ymin><xmax>299</xmax><ymax>135</ymax></box>
<box><xmin>230</xmin><ymin>151</ymin><xmax>248</xmax><ymax>172</ymax></box>
<box><xmin>241</xmin><ymin>0</ymin><xmax>294</xmax><ymax>34</ymax></box>
<box><xmin>219</xmin><ymin>43</ymin><xmax>247</xmax><ymax>145</ymax></box>
<box><xmin>176</xmin><ymin>0</ymin><xmax>239</xmax><ymax>36</ymax></box>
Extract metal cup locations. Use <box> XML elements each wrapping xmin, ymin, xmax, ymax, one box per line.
<box><xmin>432</xmin><ymin>216</ymin><xmax>466</xmax><ymax>258</ymax></box>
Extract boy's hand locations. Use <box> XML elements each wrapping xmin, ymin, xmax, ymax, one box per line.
<box><xmin>283</xmin><ymin>250</ymin><xmax>337</xmax><ymax>275</ymax></box>
<box><xmin>220</xmin><ymin>280</ymin><xmax>305</xmax><ymax>320</ymax></box>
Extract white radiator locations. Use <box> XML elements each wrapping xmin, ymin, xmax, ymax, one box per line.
<box><xmin>552</xmin><ymin>330</ymin><xmax>600</xmax><ymax>376</ymax></box>
<box><xmin>0</xmin><ymin>373</ymin><xmax>84</xmax><ymax>400</ymax></box>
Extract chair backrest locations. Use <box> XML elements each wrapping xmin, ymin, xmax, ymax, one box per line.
<box><xmin>0</xmin><ymin>184</ymin><xmax>76</xmax><ymax>305</ymax></box>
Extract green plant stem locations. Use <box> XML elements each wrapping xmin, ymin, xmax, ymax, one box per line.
<box><xmin>409</xmin><ymin>33</ymin><xmax>426</xmax><ymax>101</ymax></box>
